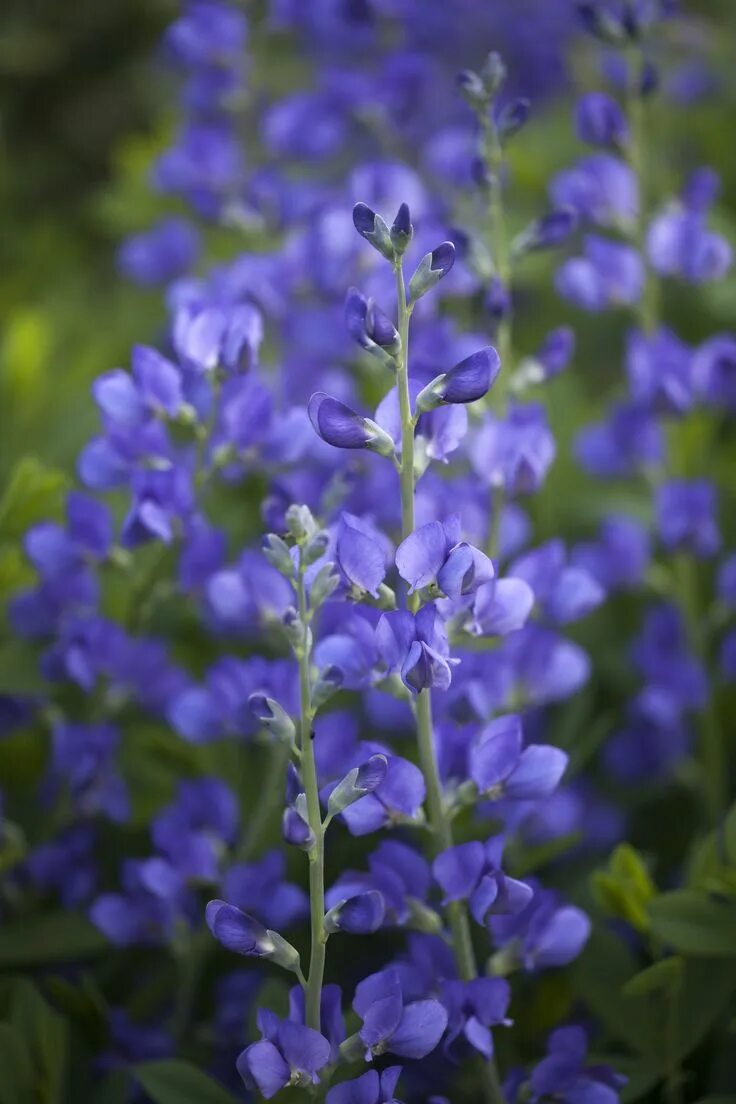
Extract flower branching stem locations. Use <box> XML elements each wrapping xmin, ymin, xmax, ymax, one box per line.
<box><xmin>394</xmin><ymin>259</ymin><xmax>506</xmax><ymax>1104</ymax></box>
<box><xmin>296</xmin><ymin>565</ymin><xmax>327</xmax><ymax>1032</ymax></box>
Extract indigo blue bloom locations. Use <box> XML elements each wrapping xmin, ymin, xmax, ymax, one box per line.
<box><xmin>470</xmin><ymin>715</ymin><xmax>568</xmax><ymax>801</ymax></box>
<box><xmin>656</xmin><ymin>479</ymin><xmax>720</xmax><ymax>557</ymax></box>
<box><xmin>575</xmin><ymin>92</ymin><xmax>629</xmax><ymax>148</ymax></box>
<box><xmin>353</xmin><ymin>967</ymin><xmax>448</xmax><ymax>1059</ymax></box>
<box><xmin>395</xmin><ymin>517</ymin><xmax>494</xmax><ymax>599</ymax></box>
<box><xmin>237</xmin><ymin>1010</ymin><xmax>331</xmax><ymax>1098</ymax></box>
<box><xmin>326</xmin><ymin>1067</ymin><xmax>403</xmax><ymax>1104</ymax></box>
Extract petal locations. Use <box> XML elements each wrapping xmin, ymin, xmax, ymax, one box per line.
<box><xmin>504</xmin><ymin>744</ymin><xmax>568</xmax><ymax>800</ymax></box>
<box><xmin>337</xmin><ymin>518</ymin><xmax>386</xmax><ymax>597</ymax></box>
<box><xmin>327</xmin><ymin>1070</ymin><xmax>380</xmax><ymax>1104</ymax></box>
<box><xmin>395</xmin><ymin>522</ymin><xmax>448</xmax><ymax>591</ymax></box>
<box><xmin>388</xmin><ymin>1000</ymin><xmax>448</xmax><ymax>1059</ymax></box>
<box><xmin>470</xmin><ymin>715</ymin><xmax>523</xmax><ymax>793</ymax></box>
<box><xmin>237</xmin><ymin>1039</ymin><xmax>289</xmax><ymax>1099</ymax></box>
<box><xmin>433</xmin><ymin>842</ymin><xmax>485</xmax><ymax>903</ymax></box>
<box><xmin>308</xmin><ymin>392</ymin><xmax>371</xmax><ymax>449</ymax></box>
<box><xmin>279</xmin><ymin>1020</ymin><xmax>331</xmax><ymax>1078</ymax></box>
<box><xmin>353</xmin><ymin>968</ymin><xmax>402</xmax><ymax>1019</ymax></box>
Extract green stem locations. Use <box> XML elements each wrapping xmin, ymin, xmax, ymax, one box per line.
<box><xmin>626</xmin><ymin>52</ymin><xmax>725</xmax><ymax>826</ymax></box>
<box><xmin>480</xmin><ymin>115</ymin><xmax>512</xmax><ymax>562</ymax></box>
<box><xmin>625</xmin><ymin>49</ymin><xmax>659</xmax><ymax>335</ymax></box>
<box><xmin>296</xmin><ymin>568</ymin><xmax>326</xmax><ymax>1032</ymax></box>
<box><xmin>674</xmin><ymin>552</ymin><xmax>725</xmax><ymax>823</ymax></box>
<box><xmin>395</xmin><ymin>263</ymin><xmax>505</xmax><ymax>1104</ymax></box>
<box><xmin>395</xmin><ymin>262</ymin><xmax>415</xmax><ymax>542</ymax></box>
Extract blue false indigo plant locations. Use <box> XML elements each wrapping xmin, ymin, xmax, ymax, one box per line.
<box><xmin>1</xmin><ymin>2</ymin><xmax>735</xmax><ymax>1103</ymax></box>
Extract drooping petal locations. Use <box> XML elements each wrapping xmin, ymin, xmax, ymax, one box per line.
<box><xmin>433</xmin><ymin>842</ymin><xmax>485</xmax><ymax>903</ymax></box>
<box><xmin>237</xmin><ymin>1039</ymin><xmax>289</xmax><ymax>1099</ymax></box>
<box><xmin>395</xmin><ymin>522</ymin><xmax>448</xmax><ymax>591</ymax></box>
<box><xmin>470</xmin><ymin>715</ymin><xmax>523</xmax><ymax>793</ymax></box>
<box><xmin>388</xmin><ymin>1000</ymin><xmax>448</xmax><ymax>1059</ymax></box>
<box><xmin>504</xmin><ymin>745</ymin><xmax>568</xmax><ymax>800</ymax></box>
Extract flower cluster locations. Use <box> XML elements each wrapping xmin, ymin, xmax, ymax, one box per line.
<box><xmin>1</xmin><ymin>2</ymin><xmax>733</xmax><ymax>1103</ymax></box>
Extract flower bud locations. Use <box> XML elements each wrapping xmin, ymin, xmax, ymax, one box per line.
<box><xmin>416</xmin><ymin>348</ymin><xmax>500</xmax><ymax>412</ymax></box>
<box><xmin>324</xmin><ymin>890</ymin><xmax>386</xmax><ymax>934</ymax></box>
<box><xmin>302</xmin><ymin>530</ymin><xmax>330</xmax><ymax>566</ymax></box>
<box><xmin>308</xmin><ymin>393</ymin><xmax>395</xmax><ymax>457</ymax></box>
<box><xmin>248</xmin><ymin>694</ymin><xmax>297</xmax><ymax>744</ymax></box>
<box><xmin>390</xmin><ymin>202</ymin><xmax>413</xmax><ymax>255</ymax></box>
<box><xmin>283</xmin><ymin>609</ymin><xmax>310</xmax><ymax>651</ymax></box>
<box><xmin>496</xmin><ymin>98</ymin><xmax>531</xmax><ymax>142</ymax></box>
<box><xmin>311</xmin><ymin>664</ymin><xmax>344</xmax><ymax>709</ymax></box>
<box><xmin>408</xmin><ymin>242</ymin><xmax>455</xmax><ymax>303</ymax></box>
<box><xmin>283</xmin><ymin>805</ymin><xmax>315</xmax><ymax>851</ymax></box>
<box><xmin>511</xmin><ymin>208</ymin><xmax>577</xmax><ymax>257</ymax></box>
<box><xmin>285</xmin><ymin>504</ymin><xmax>317</xmax><ymax>542</ymax></box>
<box><xmin>309</xmin><ymin>562</ymin><xmax>341</xmax><ymax>608</ymax></box>
<box><xmin>456</xmin><ymin>69</ymin><xmax>488</xmax><ymax>111</ymax></box>
<box><xmin>262</xmin><ymin>533</ymin><xmax>294</xmax><ymax>576</ymax></box>
<box><xmin>352</xmin><ymin>202</ymin><xmax>395</xmax><ymax>261</ymax></box>
<box><xmin>327</xmin><ymin>754</ymin><xmax>388</xmax><ymax>817</ymax></box>
<box><xmin>480</xmin><ymin>51</ymin><xmax>507</xmax><ymax>95</ymax></box>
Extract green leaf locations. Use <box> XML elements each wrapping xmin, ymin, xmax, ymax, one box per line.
<box><xmin>623</xmin><ymin>956</ymin><xmax>683</xmax><ymax>999</ymax></box>
<box><xmin>0</xmin><ymin>456</ymin><xmax>68</xmax><ymax>540</ymax></box>
<box><xmin>0</xmin><ymin>1024</ymin><xmax>34</xmax><ymax>1104</ymax></box>
<box><xmin>134</xmin><ymin>1060</ymin><xmax>242</xmax><ymax>1104</ymax></box>
<box><xmin>571</xmin><ymin>926</ymin><xmax>660</xmax><ymax>1055</ymax></box>
<box><xmin>649</xmin><ymin>891</ymin><xmax>736</xmax><ymax>956</ymax></box>
<box><xmin>0</xmin><ymin>912</ymin><xmax>108</xmax><ymax>969</ymax></box>
<box><xmin>6</xmin><ymin>978</ymin><xmax>68</xmax><ymax>1103</ymax></box>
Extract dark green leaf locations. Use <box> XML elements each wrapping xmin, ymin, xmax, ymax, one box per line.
<box><xmin>134</xmin><ymin>1060</ymin><xmax>242</xmax><ymax>1104</ymax></box>
<box><xmin>7</xmin><ymin>978</ymin><xmax>68</xmax><ymax>1103</ymax></box>
<box><xmin>0</xmin><ymin>912</ymin><xmax>108</xmax><ymax>969</ymax></box>
<box><xmin>649</xmin><ymin>891</ymin><xmax>736</xmax><ymax>956</ymax></box>
<box><xmin>0</xmin><ymin>1023</ymin><xmax>34</xmax><ymax>1104</ymax></box>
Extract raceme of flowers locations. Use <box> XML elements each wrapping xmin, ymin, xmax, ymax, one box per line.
<box><xmin>1</xmin><ymin>2</ymin><xmax>734</xmax><ymax>1104</ymax></box>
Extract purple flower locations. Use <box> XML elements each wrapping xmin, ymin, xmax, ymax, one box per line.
<box><xmin>352</xmin><ymin>203</ymin><xmax>396</xmax><ymax>261</ymax></box>
<box><xmin>336</xmin><ymin>513</ymin><xmax>389</xmax><ymax>597</ymax></box>
<box><xmin>575</xmin><ymin>92</ymin><xmax>629</xmax><ymax>148</ymax></box>
<box><xmin>528</xmin><ymin>1026</ymin><xmax>625</xmax><ymax>1104</ymax></box>
<box><xmin>693</xmin><ymin>334</ymin><xmax>736</xmax><ymax>412</ymax></box>
<box><xmin>416</xmin><ymin>348</ymin><xmax>501</xmax><ymax>411</ymax></box>
<box><xmin>465</xmin><ymin>577</ymin><xmax>535</xmax><ymax>637</ymax></box>
<box><xmin>441</xmin><ymin>977</ymin><xmax>511</xmax><ymax>1060</ymax></box>
<box><xmin>223</xmin><ymin>850</ymin><xmax>308</xmax><ymax>930</ymax></box>
<box><xmin>408</xmin><ymin>242</ymin><xmax>456</xmax><ymax>302</ymax></box>
<box><xmin>509</xmin><ymin>540</ymin><xmax>605</xmax><ymax>624</ymax></box>
<box><xmin>308</xmin><ymin>393</ymin><xmax>395</xmax><ymax>455</ymax></box>
<box><xmin>338</xmin><ymin>754</ymin><xmax>426</xmax><ymax>836</ymax></box>
<box><xmin>556</xmin><ymin>236</ymin><xmax>644</xmax><ymax>311</ymax></box>
<box><xmin>433</xmin><ymin>840</ymin><xmax>532</xmax><ymax>925</ymax></box>
<box><xmin>395</xmin><ymin>517</ymin><xmax>493</xmax><ymax>599</ymax></box>
<box><xmin>353</xmin><ymin>967</ymin><xmax>448</xmax><ymax>1059</ymax></box>
<box><xmin>470</xmin><ymin>714</ymin><xmax>568</xmax><ymax>801</ymax></box>
<box><xmin>575</xmin><ymin>399</ymin><xmax>663</xmax><ymax>478</ymax></box>
<box><xmin>532</xmin><ymin>326</ymin><xmax>576</xmax><ymax>381</ymax></box>
<box><xmin>206</xmin><ymin>900</ymin><xmax>275</xmax><ymax>957</ymax></box>
<box><xmin>625</xmin><ymin>326</ymin><xmax>693</xmax><ymax>415</ymax></box>
<box><xmin>571</xmin><ymin>515</ymin><xmax>650</xmax><ymax>591</ymax></box>
<box><xmin>327</xmin><ymin>839</ymin><xmax>430</xmax><ymax>927</ymax></box>
<box><xmin>718</xmin><ymin>554</ymin><xmax>736</xmax><ymax>609</ymax></box>
<box><xmin>656</xmin><ymin>479</ymin><xmax>720</xmax><ymax>557</ymax></box>
<box><xmin>550</xmin><ymin>154</ymin><xmax>637</xmax><ymax>227</ymax></box>
<box><xmin>346</xmin><ymin>287</ymin><xmax>400</xmax><ymax>363</ymax></box>
<box><xmin>376</xmin><ymin>607</ymin><xmax>459</xmax><ymax>694</ymax></box>
<box><xmin>117</xmin><ymin>217</ymin><xmax>200</xmax><ymax>286</ymax></box>
<box><xmin>163</xmin><ymin>1</ymin><xmax>248</xmax><ymax>67</ymax></box>
<box><xmin>237</xmin><ymin>1011</ymin><xmax>331</xmax><ymax>1098</ymax></box>
<box><xmin>326</xmin><ymin>1067</ymin><xmax>403</xmax><ymax>1104</ymax></box>
<box><xmin>325</xmin><ymin>889</ymin><xmax>386</xmax><ymax>934</ymax></box>
<box><xmin>489</xmin><ymin>884</ymin><xmax>591</xmax><ymax>970</ymax></box>
<box><xmin>647</xmin><ymin>205</ymin><xmax>732</xmax><ymax>283</ymax></box>
<box><xmin>471</xmin><ymin>404</ymin><xmax>556</xmax><ymax>496</ymax></box>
